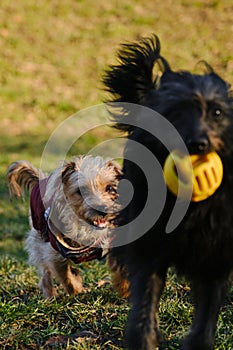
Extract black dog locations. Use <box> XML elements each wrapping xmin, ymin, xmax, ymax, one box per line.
<box><xmin>104</xmin><ymin>35</ymin><xmax>233</xmax><ymax>350</ymax></box>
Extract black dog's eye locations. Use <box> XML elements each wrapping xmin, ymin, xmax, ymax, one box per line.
<box><xmin>106</xmin><ymin>185</ymin><xmax>117</xmax><ymax>195</ymax></box>
<box><xmin>213</xmin><ymin>108</ymin><xmax>223</xmax><ymax>120</ymax></box>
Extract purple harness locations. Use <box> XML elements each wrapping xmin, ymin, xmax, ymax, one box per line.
<box><xmin>30</xmin><ymin>179</ymin><xmax>103</xmax><ymax>263</ymax></box>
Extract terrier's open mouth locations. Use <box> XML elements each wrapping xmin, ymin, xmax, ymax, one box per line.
<box><xmin>85</xmin><ymin>215</ymin><xmax>108</xmax><ymax>229</ymax></box>
<box><xmin>93</xmin><ymin>217</ymin><xmax>108</xmax><ymax>229</ymax></box>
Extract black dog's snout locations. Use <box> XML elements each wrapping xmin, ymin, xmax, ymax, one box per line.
<box><xmin>187</xmin><ymin>137</ymin><xmax>210</xmax><ymax>154</ymax></box>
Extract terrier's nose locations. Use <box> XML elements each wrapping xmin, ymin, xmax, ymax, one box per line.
<box><xmin>95</xmin><ymin>205</ymin><xmax>108</xmax><ymax>215</ymax></box>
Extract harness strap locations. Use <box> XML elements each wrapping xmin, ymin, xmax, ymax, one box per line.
<box><xmin>48</xmin><ymin>230</ymin><xmax>103</xmax><ymax>263</ymax></box>
<box><xmin>30</xmin><ymin>179</ymin><xmax>50</xmax><ymax>242</ymax></box>
<box><xmin>30</xmin><ymin>180</ymin><xmax>105</xmax><ymax>263</ymax></box>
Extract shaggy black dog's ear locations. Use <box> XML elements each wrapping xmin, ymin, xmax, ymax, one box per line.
<box><xmin>103</xmin><ymin>34</ymin><xmax>171</xmax><ymax>132</ymax></box>
<box><xmin>103</xmin><ymin>34</ymin><xmax>171</xmax><ymax>105</ymax></box>
<box><xmin>61</xmin><ymin>162</ymin><xmax>76</xmax><ymax>184</ymax></box>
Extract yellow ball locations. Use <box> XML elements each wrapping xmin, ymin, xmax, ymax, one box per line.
<box><xmin>163</xmin><ymin>151</ymin><xmax>223</xmax><ymax>202</ymax></box>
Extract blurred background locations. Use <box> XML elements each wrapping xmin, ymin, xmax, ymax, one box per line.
<box><xmin>0</xmin><ymin>1</ymin><xmax>232</xmax><ymax>348</ymax></box>
<box><xmin>1</xmin><ymin>0</ymin><xmax>232</xmax><ymax>140</ymax></box>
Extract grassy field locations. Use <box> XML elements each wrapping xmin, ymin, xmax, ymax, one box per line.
<box><xmin>0</xmin><ymin>0</ymin><xmax>233</xmax><ymax>349</ymax></box>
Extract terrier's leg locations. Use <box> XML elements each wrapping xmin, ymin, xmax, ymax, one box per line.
<box><xmin>26</xmin><ymin>229</ymin><xmax>57</xmax><ymax>298</ymax></box>
<box><xmin>52</xmin><ymin>257</ymin><xmax>83</xmax><ymax>296</ymax></box>
<box><xmin>38</xmin><ymin>266</ymin><xmax>57</xmax><ymax>298</ymax></box>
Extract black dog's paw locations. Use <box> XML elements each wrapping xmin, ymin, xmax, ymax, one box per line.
<box><xmin>181</xmin><ymin>334</ymin><xmax>214</xmax><ymax>350</ymax></box>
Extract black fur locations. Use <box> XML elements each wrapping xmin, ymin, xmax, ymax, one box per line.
<box><xmin>104</xmin><ymin>35</ymin><xmax>233</xmax><ymax>350</ymax></box>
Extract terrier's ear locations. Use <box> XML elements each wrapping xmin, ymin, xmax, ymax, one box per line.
<box><xmin>106</xmin><ymin>160</ymin><xmax>123</xmax><ymax>178</ymax></box>
<box><xmin>61</xmin><ymin>162</ymin><xmax>77</xmax><ymax>184</ymax></box>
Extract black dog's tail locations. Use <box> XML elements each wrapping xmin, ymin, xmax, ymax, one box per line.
<box><xmin>103</xmin><ymin>34</ymin><xmax>171</xmax><ymax>130</ymax></box>
<box><xmin>7</xmin><ymin>160</ymin><xmax>44</xmax><ymax>199</ymax></box>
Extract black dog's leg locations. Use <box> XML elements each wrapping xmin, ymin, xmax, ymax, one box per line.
<box><xmin>126</xmin><ymin>269</ymin><xmax>166</xmax><ymax>350</ymax></box>
<box><xmin>182</xmin><ymin>279</ymin><xmax>230</xmax><ymax>350</ymax></box>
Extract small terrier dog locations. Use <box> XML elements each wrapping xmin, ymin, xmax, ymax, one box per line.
<box><xmin>104</xmin><ymin>35</ymin><xmax>233</xmax><ymax>350</ymax></box>
<box><xmin>7</xmin><ymin>156</ymin><xmax>122</xmax><ymax>298</ymax></box>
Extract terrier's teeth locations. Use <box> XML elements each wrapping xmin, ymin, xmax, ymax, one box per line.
<box><xmin>93</xmin><ymin>218</ymin><xmax>107</xmax><ymax>228</ymax></box>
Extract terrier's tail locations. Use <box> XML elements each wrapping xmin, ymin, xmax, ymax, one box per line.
<box><xmin>7</xmin><ymin>160</ymin><xmax>44</xmax><ymax>199</ymax></box>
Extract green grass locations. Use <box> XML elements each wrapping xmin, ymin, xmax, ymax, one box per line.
<box><xmin>0</xmin><ymin>258</ymin><xmax>128</xmax><ymax>349</ymax></box>
<box><xmin>0</xmin><ymin>0</ymin><xmax>233</xmax><ymax>349</ymax></box>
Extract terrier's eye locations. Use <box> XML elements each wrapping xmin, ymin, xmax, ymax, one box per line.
<box><xmin>76</xmin><ymin>188</ymin><xmax>81</xmax><ymax>196</ymax></box>
<box><xmin>106</xmin><ymin>185</ymin><xmax>117</xmax><ymax>194</ymax></box>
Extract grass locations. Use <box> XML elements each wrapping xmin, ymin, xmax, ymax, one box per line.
<box><xmin>0</xmin><ymin>0</ymin><xmax>233</xmax><ymax>349</ymax></box>
<box><xmin>0</xmin><ymin>257</ymin><xmax>128</xmax><ymax>349</ymax></box>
